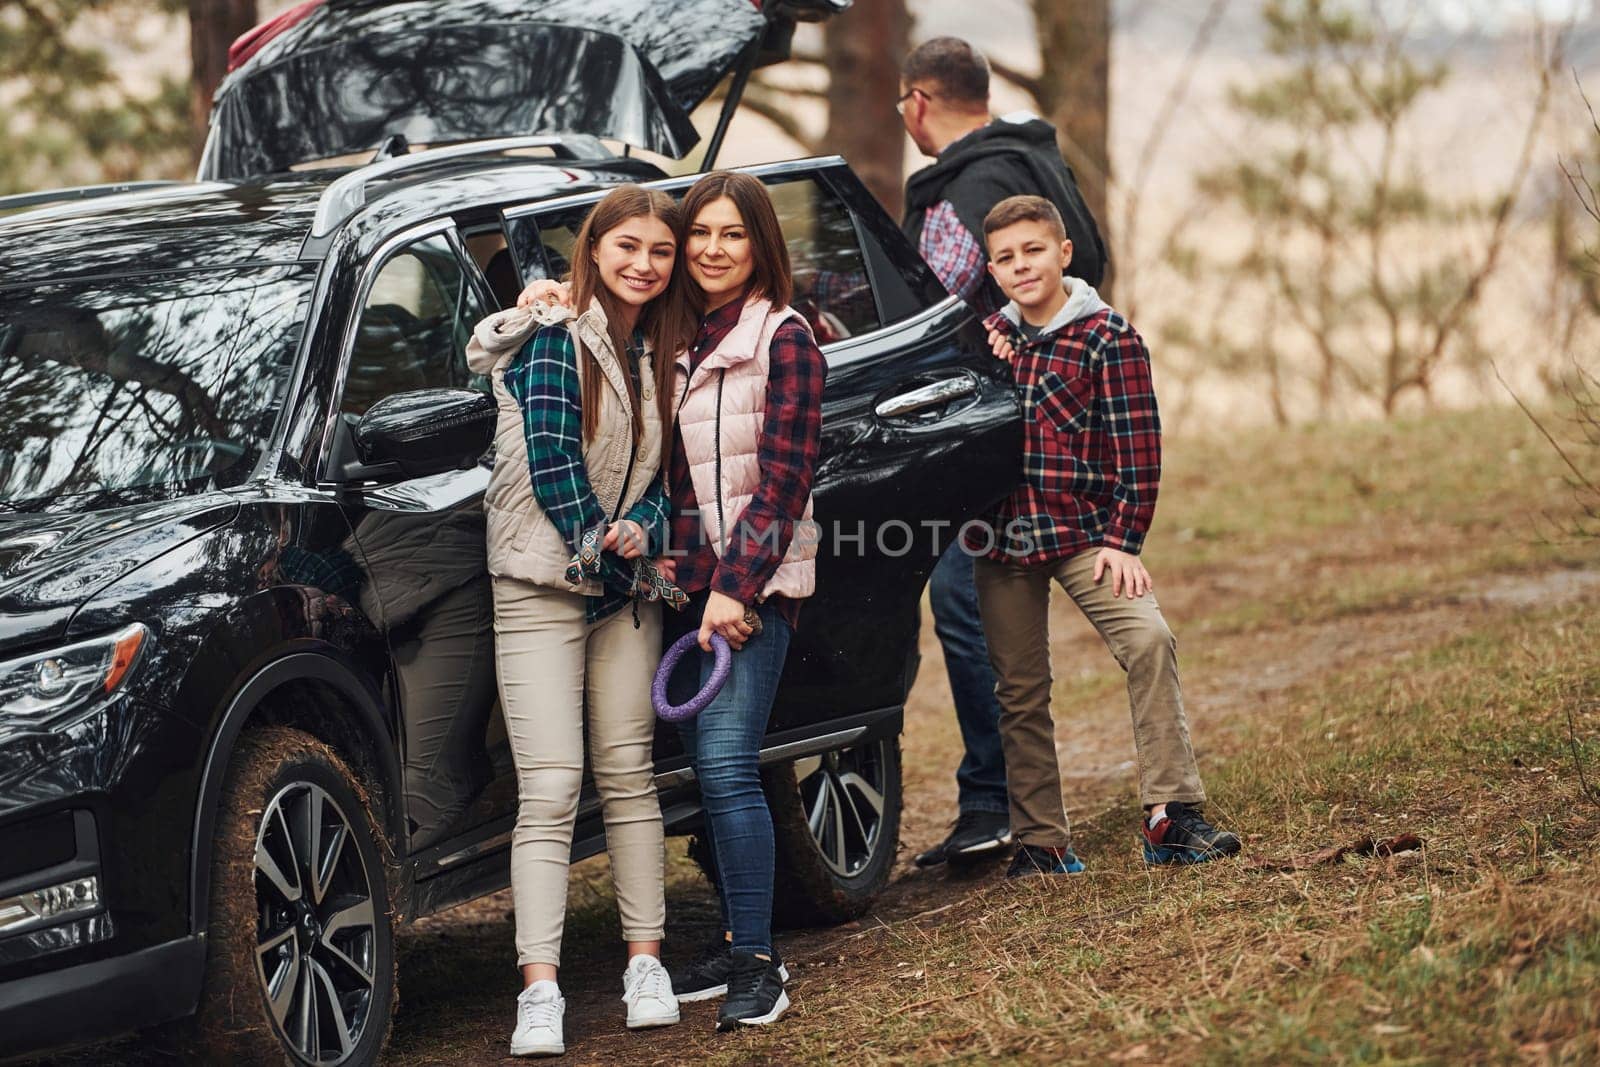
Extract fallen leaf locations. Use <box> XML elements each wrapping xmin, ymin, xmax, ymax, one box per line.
<box><xmin>1373</xmin><ymin>1024</ymin><xmax>1410</xmax><ymax>1036</ymax></box>
<box><xmin>1108</xmin><ymin>1044</ymin><xmax>1151</xmax><ymax>1063</ymax></box>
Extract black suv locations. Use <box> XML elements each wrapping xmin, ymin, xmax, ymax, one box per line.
<box><xmin>0</xmin><ymin>1</ymin><xmax>1020</xmax><ymax>1062</ymax></box>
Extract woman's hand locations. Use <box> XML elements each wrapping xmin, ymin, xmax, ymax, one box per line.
<box><xmin>986</xmin><ymin>324</ymin><xmax>1017</xmax><ymax>363</ymax></box>
<box><xmin>653</xmin><ymin>556</ymin><xmax>677</xmax><ymax>583</ymax></box>
<box><xmin>699</xmin><ymin>590</ymin><xmax>754</xmax><ymax>651</ymax></box>
<box><xmin>517</xmin><ymin>278</ymin><xmax>573</xmax><ymax>309</ymax></box>
<box><xmin>603</xmin><ymin>520</ymin><xmax>647</xmax><ymax>560</ymax></box>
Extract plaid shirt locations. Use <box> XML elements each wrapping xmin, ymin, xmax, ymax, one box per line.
<box><xmin>504</xmin><ymin>324</ymin><xmax>670</xmax><ymax>623</ymax></box>
<box><xmin>668</xmin><ymin>294</ymin><xmax>826</xmax><ymax>628</ymax></box>
<box><xmin>919</xmin><ymin>199</ymin><xmax>999</xmax><ymax>316</ymax></box>
<box><xmin>977</xmin><ymin>295</ymin><xmax>1162</xmax><ymax>565</ymax></box>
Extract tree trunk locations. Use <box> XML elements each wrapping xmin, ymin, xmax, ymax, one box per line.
<box><xmin>1032</xmin><ymin>0</ymin><xmax>1112</xmax><ymax>294</ymax></box>
<box><xmin>189</xmin><ymin>0</ymin><xmax>258</xmax><ymax>161</ymax></box>
<box><xmin>822</xmin><ymin>0</ymin><xmax>911</xmax><ymax>217</ymax></box>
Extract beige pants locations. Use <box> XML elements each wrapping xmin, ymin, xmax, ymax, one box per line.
<box><xmin>974</xmin><ymin>549</ymin><xmax>1205</xmax><ymax>849</ymax></box>
<box><xmin>491</xmin><ymin>577</ymin><xmax>665</xmax><ymax>967</ymax></box>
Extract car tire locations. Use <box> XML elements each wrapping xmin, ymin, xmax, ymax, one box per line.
<box><xmin>188</xmin><ymin>726</ymin><xmax>397</xmax><ymax>1067</ymax></box>
<box><xmin>768</xmin><ymin>735</ymin><xmax>901</xmax><ymax>928</ymax></box>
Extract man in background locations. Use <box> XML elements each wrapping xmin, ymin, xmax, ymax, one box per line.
<box><xmin>898</xmin><ymin>36</ymin><xmax>1108</xmax><ymax>869</ymax></box>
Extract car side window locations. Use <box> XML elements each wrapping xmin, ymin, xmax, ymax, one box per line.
<box><xmin>515</xmin><ymin>176</ymin><xmax>886</xmax><ymax>345</ymax></box>
<box><xmin>763</xmin><ymin>176</ymin><xmax>881</xmax><ymax>343</ymax></box>
<box><xmin>342</xmin><ymin>233</ymin><xmax>490</xmax><ymax>416</ymax></box>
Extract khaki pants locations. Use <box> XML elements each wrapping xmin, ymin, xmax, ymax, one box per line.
<box><xmin>491</xmin><ymin>577</ymin><xmax>665</xmax><ymax>967</ymax></box>
<box><xmin>973</xmin><ymin>549</ymin><xmax>1205</xmax><ymax>849</ymax></box>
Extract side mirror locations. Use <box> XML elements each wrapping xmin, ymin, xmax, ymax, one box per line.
<box><xmin>345</xmin><ymin>389</ymin><xmax>495</xmax><ymax>481</ymax></box>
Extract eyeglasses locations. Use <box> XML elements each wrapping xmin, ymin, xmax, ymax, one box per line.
<box><xmin>895</xmin><ymin>87</ymin><xmax>932</xmax><ymax>116</ymax></box>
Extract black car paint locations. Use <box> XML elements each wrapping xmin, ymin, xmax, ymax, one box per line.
<box><xmin>202</xmin><ymin>0</ymin><xmax>769</xmax><ymax>177</ymax></box>
<box><xmin>0</xmin><ymin>149</ymin><xmax>1021</xmax><ymax>1055</ymax></box>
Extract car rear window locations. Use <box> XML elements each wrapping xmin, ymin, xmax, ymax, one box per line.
<box><xmin>0</xmin><ymin>265</ymin><xmax>315</xmax><ymax>512</ymax></box>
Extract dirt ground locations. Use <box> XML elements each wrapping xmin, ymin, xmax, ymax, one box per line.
<box><xmin>25</xmin><ymin>558</ymin><xmax>1598</xmax><ymax>1066</ymax></box>
<box><xmin>362</xmin><ymin>561</ymin><xmax>1600</xmax><ymax>1067</ymax></box>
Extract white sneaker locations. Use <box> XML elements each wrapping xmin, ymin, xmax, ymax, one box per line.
<box><xmin>622</xmin><ymin>953</ymin><xmax>680</xmax><ymax>1029</ymax></box>
<box><xmin>510</xmin><ymin>980</ymin><xmax>565</xmax><ymax>1056</ymax></box>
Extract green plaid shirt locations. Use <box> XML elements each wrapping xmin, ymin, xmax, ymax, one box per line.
<box><xmin>504</xmin><ymin>324</ymin><xmax>668</xmax><ymax>623</ymax></box>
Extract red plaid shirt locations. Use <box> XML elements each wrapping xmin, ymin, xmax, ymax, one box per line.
<box><xmin>668</xmin><ymin>293</ymin><xmax>826</xmax><ymax>628</ymax></box>
<box><xmin>976</xmin><ymin>297</ymin><xmax>1162</xmax><ymax>565</ymax></box>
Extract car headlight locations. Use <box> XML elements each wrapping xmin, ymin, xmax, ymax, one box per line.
<box><xmin>0</xmin><ymin>624</ymin><xmax>148</xmax><ymax>743</ymax></box>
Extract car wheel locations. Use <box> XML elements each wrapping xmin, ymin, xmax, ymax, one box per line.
<box><xmin>767</xmin><ymin>735</ymin><xmax>901</xmax><ymax>928</ymax></box>
<box><xmin>190</xmin><ymin>726</ymin><xmax>396</xmax><ymax>1066</ymax></box>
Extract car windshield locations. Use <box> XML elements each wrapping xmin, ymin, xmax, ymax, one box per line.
<box><xmin>0</xmin><ymin>265</ymin><xmax>315</xmax><ymax>512</ymax></box>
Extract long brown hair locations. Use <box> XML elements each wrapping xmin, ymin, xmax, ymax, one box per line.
<box><xmin>567</xmin><ymin>185</ymin><xmax>694</xmax><ymax>469</ymax></box>
<box><xmin>680</xmin><ymin>171</ymin><xmax>793</xmax><ymax>312</ymax></box>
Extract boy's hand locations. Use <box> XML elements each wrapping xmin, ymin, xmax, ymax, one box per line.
<box><xmin>517</xmin><ymin>278</ymin><xmax>572</xmax><ymax>309</ymax></box>
<box><xmin>1092</xmin><ymin>547</ymin><xmax>1153</xmax><ymax>599</ymax></box>
<box><xmin>985</xmin><ymin>324</ymin><xmax>1017</xmax><ymax>363</ymax></box>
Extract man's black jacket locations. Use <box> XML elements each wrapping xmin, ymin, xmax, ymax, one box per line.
<box><xmin>903</xmin><ymin>116</ymin><xmax>1107</xmax><ymax>306</ymax></box>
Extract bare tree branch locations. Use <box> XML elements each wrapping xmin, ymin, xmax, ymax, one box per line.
<box><xmin>1119</xmin><ymin>0</ymin><xmax>1229</xmax><ymax>320</ymax></box>
<box><xmin>987</xmin><ymin>56</ymin><xmax>1042</xmax><ymax>103</ymax></box>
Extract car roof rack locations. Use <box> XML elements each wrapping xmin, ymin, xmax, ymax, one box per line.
<box><xmin>0</xmin><ymin>180</ymin><xmax>185</xmax><ymax>215</ymax></box>
<box><xmin>310</xmin><ymin>134</ymin><xmax>610</xmax><ymax>238</ymax></box>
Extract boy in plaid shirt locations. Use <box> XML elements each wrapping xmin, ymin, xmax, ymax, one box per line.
<box><xmin>973</xmin><ymin>195</ymin><xmax>1241</xmax><ymax>877</ymax></box>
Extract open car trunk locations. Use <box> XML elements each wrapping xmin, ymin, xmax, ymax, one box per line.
<box><xmin>200</xmin><ymin>0</ymin><xmax>848</xmax><ymax>181</ymax></box>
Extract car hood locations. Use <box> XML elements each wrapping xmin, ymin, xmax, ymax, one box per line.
<box><xmin>0</xmin><ymin>495</ymin><xmax>238</xmax><ymax>655</ymax></box>
<box><xmin>201</xmin><ymin>0</ymin><xmax>775</xmax><ymax>178</ymax></box>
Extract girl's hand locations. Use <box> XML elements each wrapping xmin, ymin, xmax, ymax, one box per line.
<box><xmin>517</xmin><ymin>278</ymin><xmax>573</xmax><ymax>309</ymax></box>
<box><xmin>699</xmin><ymin>590</ymin><xmax>754</xmax><ymax>651</ymax></box>
<box><xmin>986</xmin><ymin>325</ymin><xmax>1017</xmax><ymax>363</ymax></box>
<box><xmin>1092</xmin><ymin>547</ymin><xmax>1153</xmax><ymax>600</ymax></box>
<box><xmin>603</xmin><ymin>520</ymin><xmax>647</xmax><ymax>560</ymax></box>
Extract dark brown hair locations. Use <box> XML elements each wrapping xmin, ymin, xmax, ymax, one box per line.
<box><xmin>567</xmin><ymin>184</ymin><xmax>694</xmax><ymax>468</ymax></box>
<box><xmin>680</xmin><ymin>171</ymin><xmax>792</xmax><ymax>311</ymax></box>
<box><xmin>902</xmin><ymin>37</ymin><xmax>990</xmax><ymax>108</ymax></box>
<box><xmin>983</xmin><ymin>194</ymin><xmax>1067</xmax><ymax>242</ymax></box>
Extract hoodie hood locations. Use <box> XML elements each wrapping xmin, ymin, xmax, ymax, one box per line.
<box><xmin>998</xmin><ymin>278</ymin><xmax>1110</xmax><ymax>339</ymax></box>
<box><xmin>904</xmin><ymin>115</ymin><xmax>1064</xmax><ymax>214</ymax></box>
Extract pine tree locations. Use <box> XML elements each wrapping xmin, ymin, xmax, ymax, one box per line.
<box><xmin>0</xmin><ymin>0</ymin><xmax>191</xmax><ymax>195</ymax></box>
<box><xmin>1174</xmin><ymin>0</ymin><xmax>1553</xmax><ymax>419</ymax></box>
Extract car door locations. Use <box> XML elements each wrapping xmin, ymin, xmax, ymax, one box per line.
<box><xmin>503</xmin><ymin>158</ymin><xmax>1023</xmax><ymax>739</ymax></box>
<box><xmin>316</xmin><ymin>223</ymin><xmax>515</xmax><ymax>859</ymax></box>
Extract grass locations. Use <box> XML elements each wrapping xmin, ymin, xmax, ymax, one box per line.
<box><xmin>683</xmin><ymin>406</ymin><xmax>1600</xmax><ymax>1066</ymax></box>
<box><xmin>698</xmin><ymin>603</ymin><xmax>1600</xmax><ymax>1066</ymax></box>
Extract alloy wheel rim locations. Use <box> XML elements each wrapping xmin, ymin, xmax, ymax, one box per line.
<box><xmin>253</xmin><ymin>782</ymin><xmax>377</xmax><ymax>1065</ymax></box>
<box><xmin>797</xmin><ymin>740</ymin><xmax>889</xmax><ymax>877</ymax></box>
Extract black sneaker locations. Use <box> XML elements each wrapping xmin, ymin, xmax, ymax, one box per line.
<box><xmin>913</xmin><ymin>810</ymin><xmax>1013</xmax><ymax>868</ymax></box>
<box><xmin>715</xmin><ymin>951</ymin><xmax>789</xmax><ymax>1031</ymax></box>
<box><xmin>1004</xmin><ymin>843</ymin><xmax>1087</xmax><ymax>878</ymax></box>
<box><xmin>672</xmin><ymin>936</ymin><xmax>788</xmax><ymax>1003</ymax></box>
<box><xmin>1142</xmin><ymin>802</ymin><xmax>1242</xmax><ymax>865</ymax></box>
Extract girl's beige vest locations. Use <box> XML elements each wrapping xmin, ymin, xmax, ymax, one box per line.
<box><xmin>673</xmin><ymin>297</ymin><xmax>818</xmax><ymax>602</ymax></box>
<box><xmin>466</xmin><ymin>303</ymin><xmax>662</xmax><ymax>595</ymax></box>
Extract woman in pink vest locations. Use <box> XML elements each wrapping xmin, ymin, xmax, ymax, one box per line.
<box><xmin>658</xmin><ymin>172</ymin><xmax>825</xmax><ymax>1031</ymax></box>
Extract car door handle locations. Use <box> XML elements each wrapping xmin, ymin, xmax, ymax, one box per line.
<box><xmin>874</xmin><ymin>376</ymin><xmax>977</xmax><ymax>419</ymax></box>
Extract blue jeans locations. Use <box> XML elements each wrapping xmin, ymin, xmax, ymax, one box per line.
<box><xmin>928</xmin><ymin>543</ymin><xmax>1009</xmax><ymax>816</ymax></box>
<box><xmin>670</xmin><ymin>595</ymin><xmax>792</xmax><ymax>958</ymax></box>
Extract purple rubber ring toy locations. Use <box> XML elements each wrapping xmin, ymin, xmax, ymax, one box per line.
<box><xmin>652</xmin><ymin>632</ymin><xmax>732</xmax><ymax>721</ymax></box>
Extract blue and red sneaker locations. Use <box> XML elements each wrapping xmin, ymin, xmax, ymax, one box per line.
<box><xmin>1142</xmin><ymin>802</ymin><xmax>1241</xmax><ymax>865</ymax></box>
<box><xmin>1004</xmin><ymin>844</ymin><xmax>1087</xmax><ymax>878</ymax></box>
